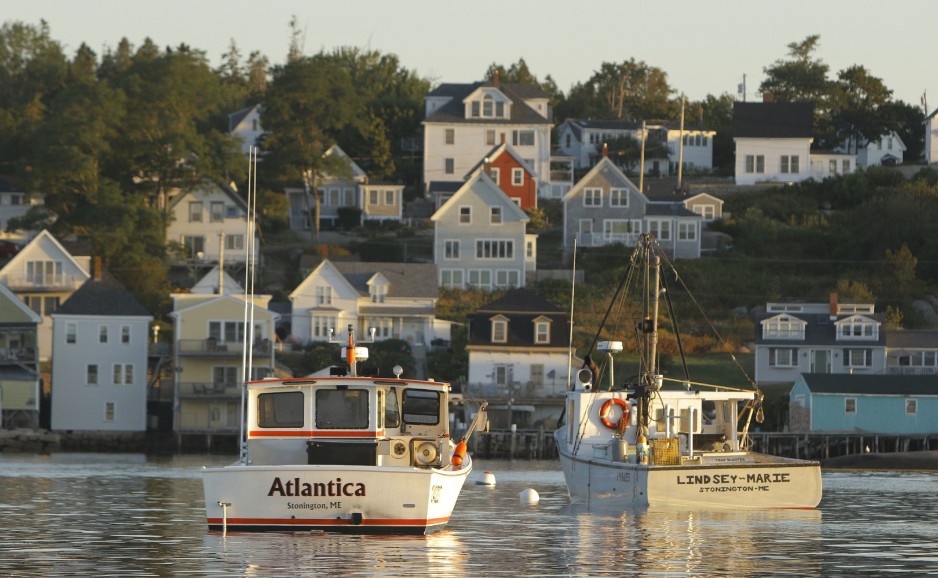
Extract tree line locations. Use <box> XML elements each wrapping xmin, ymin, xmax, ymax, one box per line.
<box><xmin>0</xmin><ymin>21</ymin><xmax>928</xmax><ymax>313</ymax></box>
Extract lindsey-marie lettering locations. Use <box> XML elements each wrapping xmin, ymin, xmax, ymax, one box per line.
<box><xmin>267</xmin><ymin>476</ymin><xmax>366</xmax><ymax>497</ymax></box>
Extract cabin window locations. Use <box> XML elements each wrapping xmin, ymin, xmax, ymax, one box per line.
<box><xmin>385</xmin><ymin>388</ymin><xmax>401</xmax><ymax>428</ymax></box>
<box><xmin>258</xmin><ymin>392</ymin><xmax>304</xmax><ymax>428</ymax></box>
<box><xmin>402</xmin><ymin>389</ymin><xmax>440</xmax><ymax>425</ymax></box>
<box><xmin>316</xmin><ymin>389</ymin><xmax>369</xmax><ymax>429</ymax></box>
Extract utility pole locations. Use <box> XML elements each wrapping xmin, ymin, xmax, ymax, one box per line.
<box><xmin>677</xmin><ymin>95</ymin><xmax>685</xmax><ymax>188</ymax></box>
<box><xmin>639</xmin><ymin>121</ymin><xmax>646</xmax><ymax>193</ymax></box>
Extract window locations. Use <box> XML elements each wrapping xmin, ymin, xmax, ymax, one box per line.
<box><xmin>491</xmin><ymin>319</ymin><xmax>508</xmax><ymax>343</ymax></box>
<box><xmin>513</xmin><ymin>130</ymin><xmax>535</xmax><ymax>146</ymax></box>
<box><xmin>370</xmin><ymin>283</ymin><xmax>387</xmax><ymax>303</ymax></box>
<box><xmin>845</xmin><ymin>397</ymin><xmax>857</xmax><ymax>415</ymax></box>
<box><xmin>692</xmin><ymin>205</ymin><xmax>715</xmax><ymax>220</ymax></box>
<box><xmin>369</xmin><ymin>190</ymin><xmax>379</xmax><ymax>206</ymax></box>
<box><xmin>610</xmin><ymin>188</ymin><xmax>629</xmax><ymax>207</ymax></box>
<box><xmin>384</xmin><ymin>388</ymin><xmax>400</xmax><ymax>428</ymax></box>
<box><xmin>780</xmin><ymin>156</ymin><xmax>790</xmax><ymax>173</ymax></box>
<box><xmin>210</xmin><ymin>202</ymin><xmax>224</xmax><ymax>222</ymax></box>
<box><xmin>842</xmin><ymin>159</ymin><xmax>850</xmax><ymax>173</ymax></box>
<box><xmin>489</xmin><ymin>167</ymin><xmax>500</xmax><ymax>185</ymax></box>
<box><xmin>534</xmin><ymin>320</ymin><xmax>550</xmax><ymax>344</ymax></box>
<box><xmin>104</xmin><ymin>401</ymin><xmax>115</xmax><ymax>422</ymax></box>
<box><xmin>648</xmin><ymin>220</ymin><xmax>671</xmax><ymax>241</ymax></box>
<box><xmin>844</xmin><ymin>349</ymin><xmax>872</xmax><ymax>368</ymax></box>
<box><xmin>764</xmin><ymin>316</ymin><xmax>803</xmax><ymax>338</ymax></box>
<box><xmin>99</xmin><ymin>325</ymin><xmax>108</xmax><ymax>344</ymax></box>
<box><xmin>182</xmin><ymin>235</ymin><xmax>205</xmax><ymax>259</ymax></box>
<box><xmin>791</xmin><ymin>155</ymin><xmax>800</xmax><ymax>173</ymax></box>
<box><xmin>512</xmin><ymin>168</ymin><xmax>524</xmax><ymax>186</ymax></box>
<box><xmin>494</xmin><ymin>270</ymin><xmax>520</xmax><ymax>288</ymax></box>
<box><xmin>258</xmin><ymin>392</ymin><xmax>305</xmax><ymax>428</ymax></box>
<box><xmin>113</xmin><ymin>363</ymin><xmax>133</xmax><ymax>385</ymax></box>
<box><xmin>531</xmin><ymin>364</ymin><xmax>544</xmax><ymax>386</ymax></box>
<box><xmin>678</xmin><ymin>222</ymin><xmax>697</xmax><ymax>241</ymax></box>
<box><xmin>225</xmin><ymin>235</ymin><xmax>244</xmax><ymax>250</ymax></box>
<box><xmin>316</xmin><ymin>389</ymin><xmax>369</xmax><ymax>429</ymax></box>
<box><xmin>840</xmin><ymin>319</ymin><xmax>875</xmax><ymax>339</ymax></box>
<box><xmin>476</xmin><ymin>240</ymin><xmax>514</xmax><ymax>259</ymax></box>
<box><xmin>745</xmin><ymin>155</ymin><xmax>754</xmax><ymax>173</ymax></box>
<box><xmin>370</xmin><ymin>317</ymin><xmax>393</xmax><ymax>337</ymax></box>
<box><xmin>459</xmin><ymin>206</ymin><xmax>471</xmax><ymax>224</ymax></box>
<box><xmin>906</xmin><ymin>398</ymin><xmax>918</xmax><ymax>416</ymax></box>
<box><xmin>583</xmin><ymin>188</ymin><xmax>602</xmax><ymax>207</ymax></box>
<box><xmin>66</xmin><ymin>322</ymin><xmax>77</xmax><ymax>344</ymax></box>
<box><xmin>121</xmin><ymin>325</ymin><xmax>130</xmax><ymax>344</ymax></box>
<box><xmin>603</xmin><ymin>219</ymin><xmax>637</xmax><ymax>242</ymax></box>
<box><xmin>188</xmin><ymin>202</ymin><xmax>203</xmax><ymax>222</ymax></box>
<box><xmin>829</xmin><ymin>160</ymin><xmax>837</xmax><ymax>175</ymax></box>
<box><xmin>768</xmin><ymin>348</ymin><xmax>797</xmax><ymax>367</ymax></box>
<box><xmin>486</xmin><ymin>130</ymin><xmax>496</xmax><ymax>146</ymax></box>
<box><xmin>209</xmin><ymin>320</ymin><xmax>247</xmax><ymax>342</ymax></box>
<box><xmin>440</xmin><ymin>269</ymin><xmax>464</xmax><ymax>288</ymax></box>
<box><xmin>26</xmin><ymin>260</ymin><xmax>63</xmax><ymax>285</ymax></box>
<box><xmin>402</xmin><ymin>389</ymin><xmax>440</xmax><ymax>425</ymax></box>
<box><xmin>312</xmin><ymin>315</ymin><xmax>337</xmax><ymax>339</ymax></box>
<box><xmin>490</xmin><ymin>206</ymin><xmax>502</xmax><ymax>224</ymax></box>
<box><xmin>444</xmin><ymin>158</ymin><xmax>454</xmax><ymax>174</ymax></box>
<box><xmin>385</xmin><ymin>190</ymin><xmax>395</xmax><ymax>205</ymax></box>
<box><xmin>87</xmin><ymin>364</ymin><xmax>98</xmax><ymax>385</ymax></box>
<box><xmin>213</xmin><ymin>366</ymin><xmax>239</xmax><ymax>388</ymax></box>
<box><xmin>444</xmin><ymin>240</ymin><xmax>460</xmax><ymax>260</ymax></box>
<box><xmin>226</xmin><ymin>205</ymin><xmax>239</xmax><ymax>218</ymax></box>
<box><xmin>468</xmin><ymin>269</ymin><xmax>492</xmax><ymax>290</ymax></box>
<box><xmin>315</xmin><ymin>285</ymin><xmax>332</xmax><ymax>306</ymax></box>
<box><xmin>445</xmin><ymin>128</ymin><xmax>455</xmax><ymax>145</ymax></box>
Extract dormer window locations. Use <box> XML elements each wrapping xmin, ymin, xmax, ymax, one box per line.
<box><xmin>837</xmin><ymin>317</ymin><xmax>877</xmax><ymax>340</ymax></box>
<box><xmin>491</xmin><ymin>315</ymin><xmax>509</xmax><ymax>343</ymax></box>
<box><xmin>762</xmin><ymin>315</ymin><xmax>805</xmax><ymax>339</ymax></box>
<box><xmin>468</xmin><ymin>92</ymin><xmax>509</xmax><ymax>119</ymax></box>
<box><xmin>370</xmin><ymin>283</ymin><xmax>388</xmax><ymax>303</ymax></box>
<box><xmin>533</xmin><ymin>316</ymin><xmax>551</xmax><ymax>344</ymax></box>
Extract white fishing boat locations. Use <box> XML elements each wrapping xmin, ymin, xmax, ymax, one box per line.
<box><xmin>555</xmin><ymin>233</ymin><xmax>821</xmax><ymax>509</ymax></box>
<box><xmin>202</xmin><ymin>325</ymin><xmax>487</xmax><ymax>534</ymax></box>
<box><xmin>201</xmin><ymin>148</ymin><xmax>485</xmax><ymax>533</ymax></box>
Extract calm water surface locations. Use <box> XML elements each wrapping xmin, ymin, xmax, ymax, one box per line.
<box><xmin>0</xmin><ymin>453</ymin><xmax>936</xmax><ymax>576</ymax></box>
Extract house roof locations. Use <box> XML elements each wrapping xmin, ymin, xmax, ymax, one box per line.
<box><xmin>464</xmin><ymin>142</ymin><xmax>536</xmax><ymax>179</ymax></box>
<box><xmin>332</xmin><ymin>262</ymin><xmax>439</xmax><ymax>299</ymax></box>
<box><xmin>645</xmin><ymin>202</ymin><xmax>698</xmax><ymax>217</ymax></box>
<box><xmin>477</xmin><ymin>288</ymin><xmax>564</xmax><ymax>314</ymax></box>
<box><xmin>167</xmin><ymin>180</ymin><xmax>248</xmax><ymax>214</ymax></box>
<box><xmin>562</xmin><ymin>156</ymin><xmax>640</xmax><ymax>203</ymax></box>
<box><xmin>755</xmin><ymin>311</ymin><xmax>887</xmax><ymax>347</ymax></box>
<box><xmin>733</xmin><ymin>102</ymin><xmax>814</xmax><ymax>139</ymax></box>
<box><xmin>797</xmin><ymin>373</ymin><xmax>938</xmax><ymax>396</ymax></box>
<box><xmin>467</xmin><ymin>288</ymin><xmax>570</xmax><ymax>348</ymax></box>
<box><xmin>885</xmin><ymin>330</ymin><xmax>938</xmax><ymax>349</ymax></box>
<box><xmin>54</xmin><ymin>273</ymin><xmax>151</xmax><ymax>317</ymax></box>
<box><xmin>0</xmin><ymin>282</ymin><xmax>41</xmax><ymax>325</ymax></box>
<box><xmin>431</xmin><ymin>172</ymin><xmax>529</xmax><ymax>222</ymax></box>
<box><xmin>424</xmin><ymin>82</ymin><xmax>551</xmax><ymax>125</ymax></box>
<box><xmin>228</xmin><ymin>104</ymin><xmax>261</xmax><ymax>132</ymax></box>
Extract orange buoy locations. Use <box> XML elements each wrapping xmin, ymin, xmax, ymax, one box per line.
<box><xmin>451</xmin><ymin>440</ymin><xmax>467</xmax><ymax>468</ymax></box>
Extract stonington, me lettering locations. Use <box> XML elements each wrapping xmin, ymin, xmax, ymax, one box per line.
<box><xmin>267</xmin><ymin>476</ymin><xmax>366</xmax><ymax>497</ymax></box>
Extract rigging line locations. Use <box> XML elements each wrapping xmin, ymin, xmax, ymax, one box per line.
<box><xmin>659</xmin><ymin>259</ymin><xmax>690</xmax><ymax>383</ymax></box>
<box><xmin>585</xmin><ymin>243</ymin><xmax>639</xmax><ymax>363</ymax></box>
<box><xmin>659</xmin><ymin>376</ymin><xmax>753</xmax><ymax>392</ymax></box>
<box><xmin>655</xmin><ymin>246</ymin><xmax>759</xmax><ymax>391</ymax></box>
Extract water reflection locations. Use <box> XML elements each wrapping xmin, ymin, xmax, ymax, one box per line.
<box><xmin>0</xmin><ymin>454</ymin><xmax>936</xmax><ymax>576</ymax></box>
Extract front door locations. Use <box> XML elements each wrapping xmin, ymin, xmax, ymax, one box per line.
<box><xmin>811</xmin><ymin>350</ymin><xmax>831</xmax><ymax>373</ymax></box>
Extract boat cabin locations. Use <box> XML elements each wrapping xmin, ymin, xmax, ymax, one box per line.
<box><xmin>244</xmin><ymin>377</ymin><xmax>454</xmax><ymax>468</ymax></box>
<box><xmin>564</xmin><ymin>373</ymin><xmax>758</xmax><ymax>463</ymax></box>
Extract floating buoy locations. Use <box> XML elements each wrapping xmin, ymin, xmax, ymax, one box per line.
<box><xmin>478</xmin><ymin>471</ymin><xmax>496</xmax><ymax>486</ymax></box>
<box><xmin>520</xmin><ymin>488</ymin><xmax>539</xmax><ymax>504</ymax></box>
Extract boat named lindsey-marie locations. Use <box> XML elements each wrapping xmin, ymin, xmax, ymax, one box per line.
<box><xmin>202</xmin><ymin>325</ymin><xmax>487</xmax><ymax>534</ymax></box>
<box><xmin>555</xmin><ymin>233</ymin><xmax>821</xmax><ymax>510</ymax></box>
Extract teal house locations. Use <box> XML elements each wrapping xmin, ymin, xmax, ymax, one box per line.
<box><xmin>789</xmin><ymin>373</ymin><xmax>938</xmax><ymax>434</ymax></box>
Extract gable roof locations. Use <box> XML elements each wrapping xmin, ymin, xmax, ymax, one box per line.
<box><xmin>228</xmin><ymin>104</ymin><xmax>261</xmax><ymax>132</ymax></box>
<box><xmin>332</xmin><ymin>262</ymin><xmax>439</xmax><ymax>299</ymax></box>
<box><xmin>191</xmin><ymin>266</ymin><xmax>244</xmax><ymax>295</ymax></box>
<box><xmin>54</xmin><ymin>274</ymin><xmax>151</xmax><ymax>318</ymax></box>
<box><xmin>464</xmin><ymin>142</ymin><xmax>536</xmax><ymax>179</ymax></box>
<box><xmin>0</xmin><ymin>281</ymin><xmax>41</xmax><ymax>325</ymax></box>
<box><xmin>477</xmin><ymin>288</ymin><xmax>563</xmax><ymax>314</ymax></box>
<box><xmin>424</xmin><ymin>82</ymin><xmax>551</xmax><ymax>125</ymax></box>
<box><xmin>168</xmin><ymin>180</ymin><xmax>248</xmax><ymax>214</ymax></box>
<box><xmin>0</xmin><ymin>229</ymin><xmax>90</xmax><ymax>280</ymax></box>
<box><xmin>733</xmin><ymin>102</ymin><xmax>814</xmax><ymax>139</ymax></box>
<box><xmin>430</xmin><ymin>172</ymin><xmax>529</xmax><ymax>222</ymax></box>
<box><xmin>562</xmin><ymin>156</ymin><xmax>639</xmax><ymax>203</ymax></box>
<box><xmin>798</xmin><ymin>373</ymin><xmax>938</xmax><ymax>396</ymax></box>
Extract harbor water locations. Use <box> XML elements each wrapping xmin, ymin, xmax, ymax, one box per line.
<box><xmin>1</xmin><ymin>453</ymin><xmax>936</xmax><ymax>576</ymax></box>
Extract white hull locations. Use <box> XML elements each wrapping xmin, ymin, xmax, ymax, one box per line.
<box><xmin>557</xmin><ymin>434</ymin><xmax>820</xmax><ymax>510</ymax></box>
<box><xmin>203</xmin><ymin>456</ymin><xmax>471</xmax><ymax>534</ymax></box>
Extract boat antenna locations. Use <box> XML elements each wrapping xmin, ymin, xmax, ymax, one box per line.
<box><xmin>566</xmin><ymin>239</ymin><xmax>577</xmax><ymax>390</ymax></box>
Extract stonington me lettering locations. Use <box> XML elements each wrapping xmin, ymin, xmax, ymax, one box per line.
<box><xmin>267</xmin><ymin>477</ymin><xmax>366</xmax><ymax>497</ymax></box>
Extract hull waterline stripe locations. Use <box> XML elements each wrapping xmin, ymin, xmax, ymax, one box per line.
<box><xmin>249</xmin><ymin>430</ymin><xmax>385</xmax><ymax>438</ymax></box>
<box><xmin>207</xmin><ymin>516</ymin><xmax>450</xmax><ymax>526</ymax></box>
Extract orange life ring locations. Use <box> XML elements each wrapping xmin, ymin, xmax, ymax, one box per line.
<box><xmin>599</xmin><ymin>398</ymin><xmax>630</xmax><ymax>429</ymax></box>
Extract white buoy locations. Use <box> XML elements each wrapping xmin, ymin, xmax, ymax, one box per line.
<box><xmin>478</xmin><ymin>471</ymin><xmax>496</xmax><ymax>486</ymax></box>
<box><xmin>520</xmin><ymin>488</ymin><xmax>539</xmax><ymax>504</ymax></box>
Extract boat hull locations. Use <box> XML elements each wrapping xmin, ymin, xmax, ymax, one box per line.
<box><xmin>202</xmin><ymin>458</ymin><xmax>471</xmax><ymax>534</ymax></box>
<box><xmin>557</xmin><ymin>438</ymin><xmax>821</xmax><ymax>510</ymax></box>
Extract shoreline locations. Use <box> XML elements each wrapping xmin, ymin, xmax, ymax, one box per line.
<box><xmin>821</xmin><ymin>450</ymin><xmax>938</xmax><ymax>471</ymax></box>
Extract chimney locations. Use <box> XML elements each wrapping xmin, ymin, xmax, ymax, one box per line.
<box><xmin>500</xmin><ymin>132</ymin><xmax>506</xmax><ymax>144</ymax></box>
<box><xmin>602</xmin><ymin>143</ymin><xmax>608</xmax><ymax>158</ymax></box>
<box><xmin>493</xmin><ymin>69</ymin><xmax>500</xmax><ymax>88</ymax></box>
<box><xmin>762</xmin><ymin>92</ymin><xmax>774</xmax><ymax>103</ymax></box>
<box><xmin>829</xmin><ymin>292</ymin><xmax>838</xmax><ymax>319</ymax></box>
<box><xmin>92</xmin><ymin>256</ymin><xmax>103</xmax><ymax>280</ymax></box>
<box><xmin>483</xmin><ymin>157</ymin><xmax>492</xmax><ymax>177</ymax></box>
